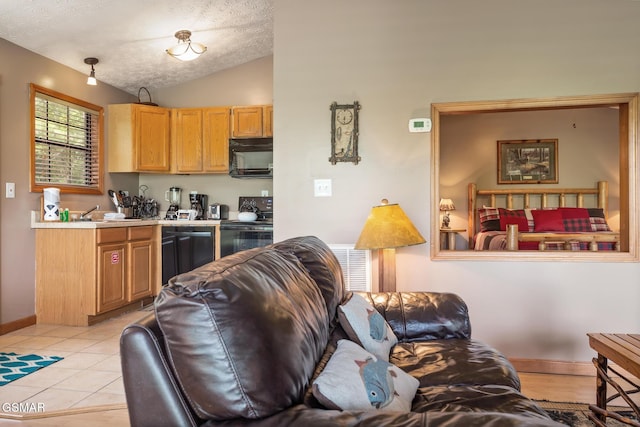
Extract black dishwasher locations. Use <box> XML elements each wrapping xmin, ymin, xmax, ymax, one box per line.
<box><xmin>161</xmin><ymin>226</ymin><xmax>215</xmax><ymax>286</ymax></box>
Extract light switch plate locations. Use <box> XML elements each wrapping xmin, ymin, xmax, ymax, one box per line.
<box><xmin>314</xmin><ymin>179</ymin><xmax>332</xmax><ymax>197</ymax></box>
<box><xmin>5</xmin><ymin>182</ymin><xmax>15</xmax><ymax>198</ymax></box>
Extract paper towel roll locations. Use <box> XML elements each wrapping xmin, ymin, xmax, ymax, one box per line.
<box><xmin>43</xmin><ymin>187</ymin><xmax>60</xmax><ymax>221</ymax></box>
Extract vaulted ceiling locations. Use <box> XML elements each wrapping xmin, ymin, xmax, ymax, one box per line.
<box><xmin>0</xmin><ymin>0</ymin><xmax>273</xmax><ymax>94</ymax></box>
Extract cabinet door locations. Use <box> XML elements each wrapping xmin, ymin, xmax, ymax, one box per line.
<box><xmin>232</xmin><ymin>106</ymin><xmax>263</xmax><ymax>138</ymax></box>
<box><xmin>128</xmin><ymin>240</ymin><xmax>153</xmax><ymax>301</ymax></box>
<box><xmin>263</xmin><ymin>105</ymin><xmax>273</xmax><ymax>137</ymax></box>
<box><xmin>135</xmin><ymin>105</ymin><xmax>171</xmax><ymax>172</ymax></box>
<box><xmin>161</xmin><ymin>235</ymin><xmax>178</xmax><ymax>286</ymax></box>
<box><xmin>173</xmin><ymin>108</ymin><xmax>204</xmax><ymax>173</ymax></box>
<box><xmin>203</xmin><ymin>107</ymin><xmax>230</xmax><ymax>172</ymax></box>
<box><xmin>97</xmin><ymin>243</ymin><xmax>127</xmax><ymax>313</ymax></box>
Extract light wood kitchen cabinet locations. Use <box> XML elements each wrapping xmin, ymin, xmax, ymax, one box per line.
<box><xmin>231</xmin><ymin>105</ymin><xmax>273</xmax><ymax>138</ymax></box>
<box><xmin>108</xmin><ymin>104</ymin><xmax>171</xmax><ymax>173</ymax></box>
<box><xmin>172</xmin><ymin>107</ymin><xmax>230</xmax><ymax>173</ymax></box>
<box><xmin>127</xmin><ymin>226</ymin><xmax>154</xmax><ymax>301</ymax></box>
<box><xmin>263</xmin><ymin>105</ymin><xmax>273</xmax><ymax>137</ymax></box>
<box><xmin>35</xmin><ymin>225</ymin><xmax>156</xmax><ymax>326</ymax></box>
<box><xmin>96</xmin><ymin>229</ymin><xmax>127</xmax><ymax>313</ymax></box>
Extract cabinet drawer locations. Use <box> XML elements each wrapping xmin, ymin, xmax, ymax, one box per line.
<box><xmin>128</xmin><ymin>226</ymin><xmax>154</xmax><ymax>241</ymax></box>
<box><xmin>97</xmin><ymin>228</ymin><xmax>127</xmax><ymax>244</ymax></box>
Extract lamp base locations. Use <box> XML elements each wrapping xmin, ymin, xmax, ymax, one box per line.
<box><xmin>377</xmin><ymin>248</ymin><xmax>396</xmax><ymax>293</ymax></box>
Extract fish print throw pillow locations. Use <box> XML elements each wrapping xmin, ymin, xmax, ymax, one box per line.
<box><xmin>338</xmin><ymin>293</ymin><xmax>398</xmax><ymax>362</ymax></box>
<box><xmin>312</xmin><ymin>339</ymin><xmax>418</xmax><ymax>412</ymax></box>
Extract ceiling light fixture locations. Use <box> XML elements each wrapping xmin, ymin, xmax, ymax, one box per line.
<box><xmin>166</xmin><ymin>30</ymin><xmax>207</xmax><ymax>61</ymax></box>
<box><xmin>84</xmin><ymin>57</ymin><xmax>98</xmax><ymax>85</ymax></box>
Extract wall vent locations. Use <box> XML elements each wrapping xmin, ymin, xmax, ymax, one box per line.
<box><xmin>328</xmin><ymin>244</ymin><xmax>371</xmax><ymax>292</ymax></box>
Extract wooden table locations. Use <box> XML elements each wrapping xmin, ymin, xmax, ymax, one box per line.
<box><xmin>587</xmin><ymin>333</ymin><xmax>640</xmax><ymax>426</ymax></box>
<box><xmin>440</xmin><ymin>228</ymin><xmax>465</xmax><ymax>250</ymax></box>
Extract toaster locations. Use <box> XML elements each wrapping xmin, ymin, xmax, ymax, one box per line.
<box><xmin>176</xmin><ymin>209</ymin><xmax>197</xmax><ymax>221</ymax></box>
<box><xmin>208</xmin><ymin>203</ymin><xmax>229</xmax><ymax>220</ymax></box>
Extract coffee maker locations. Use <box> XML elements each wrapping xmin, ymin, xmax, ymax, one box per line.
<box><xmin>165</xmin><ymin>186</ymin><xmax>182</xmax><ymax>220</ymax></box>
<box><xmin>189</xmin><ymin>192</ymin><xmax>208</xmax><ymax>220</ymax></box>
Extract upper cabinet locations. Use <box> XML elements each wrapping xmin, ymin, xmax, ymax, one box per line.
<box><xmin>172</xmin><ymin>107</ymin><xmax>230</xmax><ymax>174</ymax></box>
<box><xmin>263</xmin><ymin>105</ymin><xmax>273</xmax><ymax>137</ymax></box>
<box><xmin>107</xmin><ymin>103</ymin><xmax>270</xmax><ymax>175</ymax></box>
<box><xmin>108</xmin><ymin>104</ymin><xmax>171</xmax><ymax>173</ymax></box>
<box><xmin>232</xmin><ymin>105</ymin><xmax>273</xmax><ymax>138</ymax></box>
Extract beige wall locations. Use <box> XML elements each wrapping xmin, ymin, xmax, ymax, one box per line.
<box><xmin>273</xmin><ymin>0</ymin><xmax>640</xmax><ymax>361</ymax></box>
<box><xmin>0</xmin><ymin>38</ymin><xmax>136</xmax><ymax>324</ymax></box>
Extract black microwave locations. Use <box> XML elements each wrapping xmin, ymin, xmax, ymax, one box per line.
<box><xmin>229</xmin><ymin>138</ymin><xmax>273</xmax><ymax>179</ymax></box>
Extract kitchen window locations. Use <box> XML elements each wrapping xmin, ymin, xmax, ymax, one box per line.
<box><xmin>30</xmin><ymin>84</ymin><xmax>103</xmax><ymax>194</ymax></box>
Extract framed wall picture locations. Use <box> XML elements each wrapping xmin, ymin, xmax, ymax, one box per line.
<box><xmin>497</xmin><ymin>139</ymin><xmax>558</xmax><ymax>184</ymax></box>
<box><xmin>329</xmin><ymin>101</ymin><xmax>361</xmax><ymax>165</ymax></box>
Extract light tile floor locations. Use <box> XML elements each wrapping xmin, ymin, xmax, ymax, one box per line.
<box><xmin>0</xmin><ymin>309</ymin><xmax>149</xmax><ymax>419</ymax></box>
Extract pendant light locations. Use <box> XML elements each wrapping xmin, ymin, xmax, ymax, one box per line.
<box><xmin>84</xmin><ymin>57</ymin><xmax>98</xmax><ymax>85</ymax></box>
<box><xmin>166</xmin><ymin>30</ymin><xmax>207</xmax><ymax>61</ymax></box>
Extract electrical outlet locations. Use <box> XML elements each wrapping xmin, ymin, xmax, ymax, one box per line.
<box><xmin>314</xmin><ymin>179</ymin><xmax>332</xmax><ymax>197</ymax></box>
<box><xmin>5</xmin><ymin>182</ymin><xmax>15</xmax><ymax>198</ymax></box>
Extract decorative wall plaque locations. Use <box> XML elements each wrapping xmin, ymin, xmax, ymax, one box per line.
<box><xmin>330</xmin><ymin>101</ymin><xmax>361</xmax><ymax>165</ymax></box>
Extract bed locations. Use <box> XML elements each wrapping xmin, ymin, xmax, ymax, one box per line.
<box><xmin>468</xmin><ymin>181</ymin><xmax>619</xmax><ymax>251</ymax></box>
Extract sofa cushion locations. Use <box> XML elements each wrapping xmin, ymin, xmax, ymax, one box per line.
<box><xmin>271</xmin><ymin>236</ymin><xmax>345</xmax><ymax>328</ymax></box>
<box><xmin>412</xmin><ymin>384</ymin><xmax>550</xmax><ymax>418</ymax></box>
<box><xmin>338</xmin><ymin>293</ymin><xmax>398</xmax><ymax>361</ymax></box>
<box><xmin>360</xmin><ymin>292</ymin><xmax>471</xmax><ymax>342</ymax></box>
<box><xmin>155</xmin><ymin>246</ymin><xmax>330</xmax><ymax>421</ymax></box>
<box><xmin>312</xmin><ymin>340</ymin><xmax>418</xmax><ymax>412</ymax></box>
<box><xmin>391</xmin><ymin>340</ymin><xmax>521</xmax><ymax>390</ymax></box>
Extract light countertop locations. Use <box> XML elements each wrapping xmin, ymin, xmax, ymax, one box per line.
<box><xmin>30</xmin><ymin>211</ymin><xmax>221</xmax><ymax>229</ymax></box>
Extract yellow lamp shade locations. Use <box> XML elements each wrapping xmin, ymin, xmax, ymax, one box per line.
<box><xmin>354</xmin><ymin>199</ymin><xmax>426</xmax><ymax>250</ymax></box>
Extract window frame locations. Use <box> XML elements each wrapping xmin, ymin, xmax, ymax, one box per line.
<box><xmin>30</xmin><ymin>83</ymin><xmax>104</xmax><ymax>195</ymax></box>
<box><xmin>430</xmin><ymin>92</ymin><xmax>639</xmax><ymax>262</ymax></box>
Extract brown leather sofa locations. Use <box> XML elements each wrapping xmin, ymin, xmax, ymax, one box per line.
<box><xmin>120</xmin><ymin>236</ymin><xmax>562</xmax><ymax>427</ymax></box>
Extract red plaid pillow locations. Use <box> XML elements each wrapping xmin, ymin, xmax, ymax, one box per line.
<box><xmin>563</xmin><ymin>217</ymin><xmax>592</xmax><ymax>232</ymax></box>
<box><xmin>587</xmin><ymin>208</ymin><xmax>612</xmax><ymax>231</ymax></box>
<box><xmin>478</xmin><ymin>208</ymin><xmax>500</xmax><ymax>232</ymax></box>
<box><xmin>498</xmin><ymin>208</ymin><xmax>530</xmax><ymax>232</ymax></box>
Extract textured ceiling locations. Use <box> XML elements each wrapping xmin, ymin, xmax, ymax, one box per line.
<box><xmin>0</xmin><ymin>0</ymin><xmax>273</xmax><ymax>94</ymax></box>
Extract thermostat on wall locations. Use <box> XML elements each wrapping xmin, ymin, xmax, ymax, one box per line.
<box><xmin>408</xmin><ymin>118</ymin><xmax>432</xmax><ymax>133</ymax></box>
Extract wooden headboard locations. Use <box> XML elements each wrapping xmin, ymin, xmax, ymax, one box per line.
<box><xmin>467</xmin><ymin>181</ymin><xmax>609</xmax><ymax>245</ymax></box>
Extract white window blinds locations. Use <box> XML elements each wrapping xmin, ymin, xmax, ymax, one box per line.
<box><xmin>31</xmin><ymin>84</ymin><xmax>103</xmax><ymax>193</ymax></box>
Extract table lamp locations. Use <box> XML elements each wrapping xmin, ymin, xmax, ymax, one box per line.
<box><xmin>354</xmin><ymin>199</ymin><xmax>426</xmax><ymax>292</ymax></box>
<box><xmin>439</xmin><ymin>198</ymin><xmax>455</xmax><ymax>229</ymax></box>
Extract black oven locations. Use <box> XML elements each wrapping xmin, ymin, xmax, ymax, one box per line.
<box><xmin>219</xmin><ymin>196</ymin><xmax>273</xmax><ymax>257</ymax></box>
<box><xmin>219</xmin><ymin>222</ymin><xmax>273</xmax><ymax>258</ymax></box>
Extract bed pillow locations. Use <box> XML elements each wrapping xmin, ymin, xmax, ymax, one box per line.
<box><xmin>312</xmin><ymin>340</ymin><xmax>419</xmax><ymax>412</ymax></box>
<box><xmin>498</xmin><ymin>208</ymin><xmax>530</xmax><ymax>232</ymax></box>
<box><xmin>478</xmin><ymin>208</ymin><xmax>500</xmax><ymax>232</ymax></box>
<box><xmin>338</xmin><ymin>293</ymin><xmax>398</xmax><ymax>362</ymax></box>
<box><xmin>531</xmin><ymin>209</ymin><xmax>565</xmax><ymax>232</ymax></box>
<box><xmin>587</xmin><ymin>208</ymin><xmax>612</xmax><ymax>231</ymax></box>
<box><xmin>558</xmin><ymin>207</ymin><xmax>592</xmax><ymax>232</ymax></box>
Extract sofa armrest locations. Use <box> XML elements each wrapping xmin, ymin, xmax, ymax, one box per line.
<box><xmin>120</xmin><ymin>312</ymin><xmax>201</xmax><ymax>427</ymax></box>
<box><xmin>358</xmin><ymin>292</ymin><xmax>471</xmax><ymax>341</ymax></box>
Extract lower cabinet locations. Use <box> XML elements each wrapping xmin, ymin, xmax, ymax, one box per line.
<box><xmin>161</xmin><ymin>226</ymin><xmax>215</xmax><ymax>286</ymax></box>
<box><xmin>35</xmin><ymin>226</ymin><xmax>156</xmax><ymax>326</ymax></box>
